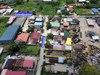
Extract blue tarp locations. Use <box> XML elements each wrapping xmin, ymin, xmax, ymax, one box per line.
<box><xmin>0</xmin><ymin>25</ymin><xmax>20</xmax><ymax>44</ymax></box>
<box><xmin>91</xmin><ymin>8</ymin><xmax>99</xmax><ymax>13</ymax></box>
<box><xmin>41</xmin><ymin>36</ymin><xmax>46</xmax><ymax>48</ymax></box>
<box><xmin>14</xmin><ymin>12</ymin><xmax>32</xmax><ymax>16</ymax></box>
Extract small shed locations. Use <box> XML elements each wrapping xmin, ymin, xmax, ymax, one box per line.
<box><xmin>66</xmin><ymin>38</ymin><xmax>72</xmax><ymax>45</ymax></box>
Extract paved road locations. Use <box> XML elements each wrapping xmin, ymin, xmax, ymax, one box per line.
<box><xmin>36</xmin><ymin>16</ymin><xmax>48</xmax><ymax>75</ymax></box>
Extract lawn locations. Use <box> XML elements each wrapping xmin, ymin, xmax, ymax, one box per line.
<box><xmin>75</xmin><ymin>8</ymin><xmax>92</xmax><ymax>15</ymax></box>
<box><xmin>14</xmin><ymin>0</ymin><xmax>66</xmax><ymax>15</ymax></box>
<box><xmin>0</xmin><ymin>17</ymin><xmax>8</xmax><ymax>36</ymax></box>
<box><xmin>0</xmin><ymin>53</ymin><xmax>7</xmax><ymax>65</ymax></box>
<box><xmin>20</xmin><ymin>45</ymin><xmax>40</xmax><ymax>56</ymax></box>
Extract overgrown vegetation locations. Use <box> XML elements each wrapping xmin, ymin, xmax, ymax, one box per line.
<box><xmin>0</xmin><ymin>17</ymin><xmax>8</xmax><ymax>36</ymax></box>
<box><xmin>79</xmin><ymin>64</ymin><xmax>100</xmax><ymax>75</ymax></box>
<box><xmin>20</xmin><ymin>45</ymin><xmax>40</xmax><ymax>56</ymax></box>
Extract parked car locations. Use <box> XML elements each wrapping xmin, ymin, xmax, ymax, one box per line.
<box><xmin>87</xmin><ymin>31</ymin><xmax>99</xmax><ymax>41</ymax></box>
<box><xmin>95</xmin><ymin>17</ymin><xmax>100</xmax><ymax>26</ymax></box>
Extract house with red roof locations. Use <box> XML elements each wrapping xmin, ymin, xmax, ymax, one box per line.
<box><xmin>5</xmin><ymin>70</ymin><xmax>27</xmax><ymax>75</ymax></box>
<box><xmin>23</xmin><ymin>60</ymin><xmax>34</xmax><ymax>68</ymax></box>
<box><xmin>28</xmin><ymin>31</ymin><xmax>40</xmax><ymax>45</ymax></box>
<box><xmin>15</xmin><ymin>33</ymin><xmax>29</xmax><ymax>44</ymax></box>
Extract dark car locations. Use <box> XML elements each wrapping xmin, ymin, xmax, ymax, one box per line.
<box><xmin>87</xmin><ymin>31</ymin><xmax>96</xmax><ymax>39</ymax></box>
<box><xmin>95</xmin><ymin>17</ymin><xmax>100</xmax><ymax>26</ymax></box>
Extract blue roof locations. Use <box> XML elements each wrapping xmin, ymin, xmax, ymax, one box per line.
<box><xmin>59</xmin><ymin>6</ymin><xmax>65</xmax><ymax>10</ymax></box>
<box><xmin>14</xmin><ymin>11</ymin><xmax>32</xmax><ymax>16</ymax></box>
<box><xmin>0</xmin><ymin>25</ymin><xmax>19</xmax><ymax>44</ymax></box>
<box><xmin>91</xmin><ymin>8</ymin><xmax>99</xmax><ymax>13</ymax></box>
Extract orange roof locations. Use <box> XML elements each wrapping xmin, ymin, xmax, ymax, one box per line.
<box><xmin>16</xmin><ymin>33</ymin><xmax>29</xmax><ymax>42</ymax></box>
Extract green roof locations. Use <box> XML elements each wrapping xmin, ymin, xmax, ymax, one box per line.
<box><xmin>50</xmin><ymin>22</ymin><xmax>60</xmax><ymax>28</ymax></box>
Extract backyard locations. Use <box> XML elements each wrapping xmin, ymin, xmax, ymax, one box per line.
<box><xmin>0</xmin><ymin>17</ymin><xmax>8</xmax><ymax>36</ymax></box>
<box><xmin>20</xmin><ymin>45</ymin><xmax>40</xmax><ymax>56</ymax></box>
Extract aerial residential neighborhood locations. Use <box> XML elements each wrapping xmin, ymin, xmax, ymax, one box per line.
<box><xmin>0</xmin><ymin>0</ymin><xmax>100</xmax><ymax>75</ymax></box>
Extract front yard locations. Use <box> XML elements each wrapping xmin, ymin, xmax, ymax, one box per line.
<box><xmin>20</xmin><ymin>45</ymin><xmax>40</xmax><ymax>56</ymax></box>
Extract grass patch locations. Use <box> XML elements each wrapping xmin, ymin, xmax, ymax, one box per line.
<box><xmin>0</xmin><ymin>53</ymin><xmax>7</xmax><ymax>65</ymax></box>
<box><xmin>14</xmin><ymin>0</ymin><xmax>67</xmax><ymax>15</ymax></box>
<box><xmin>0</xmin><ymin>17</ymin><xmax>8</xmax><ymax>36</ymax></box>
<box><xmin>75</xmin><ymin>8</ymin><xmax>92</xmax><ymax>15</ymax></box>
<box><xmin>20</xmin><ymin>45</ymin><xmax>40</xmax><ymax>56</ymax></box>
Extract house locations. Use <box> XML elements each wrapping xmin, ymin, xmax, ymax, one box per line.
<box><xmin>35</xmin><ymin>17</ymin><xmax>43</xmax><ymax>22</ymax></box>
<box><xmin>34</xmin><ymin>22</ymin><xmax>43</xmax><ymax>28</ymax></box>
<box><xmin>12</xmin><ymin>17</ymin><xmax>27</xmax><ymax>27</ymax></box>
<box><xmin>0</xmin><ymin>25</ymin><xmax>20</xmax><ymax>44</ymax></box>
<box><xmin>3</xmin><ymin>8</ymin><xmax>14</xmax><ymax>15</ymax></box>
<box><xmin>15</xmin><ymin>33</ymin><xmax>29</xmax><ymax>44</ymax></box>
<box><xmin>50</xmin><ymin>22</ymin><xmax>60</xmax><ymax>28</ymax></box>
<box><xmin>4</xmin><ymin>70</ymin><xmax>27</xmax><ymax>75</ymax></box>
<box><xmin>28</xmin><ymin>32</ymin><xmax>40</xmax><ymax>44</ymax></box>
<box><xmin>78</xmin><ymin>0</ymin><xmax>86</xmax><ymax>2</ymax></box>
<box><xmin>0</xmin><ymin>5</ymin><xmax>8</xmax><ymax>9</ymax></box>
<box><xmin>23</xmin><ymin>60</ymin><xmax>34</xmax><ymax>68</ymax></box>
<box><xmin>66</xmin><ymin>38</ymin><xmax>72</xmax><ymax>46</ymax></box>
<box><xmin>34</xmin><ymin>17</ymin><xmax>44</xmax><ymax>28</ymax></box>
<box><xmin>3</xmin><ymin>58</ymin><xmax>35</xmax><ymax>69</ymax></box>
<box><xmin>7</xmin><ymin>16</ymin><xmax>16</xmax><ymax>25</ymax></box>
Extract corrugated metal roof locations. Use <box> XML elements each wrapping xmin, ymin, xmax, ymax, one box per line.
<box><xmin>50</xmin><ymin>22</ymin><xmax>60</xmax><ymax>28</ymax></box>
<box><xmin>92</xmin><ymin>8</ymin><xmax>99</xmax><ymax>13</ymax></box>
<box><xmin>0</xmin><ymin>25</ymin><xmax>19</xmax><ymax>44</ymax></box>
<box><xmin>12</xmin><ymin>17</ymin><xmax>26</xmax><ymax>27</ymax></box>
<box><xmin>35</xmin><ymin>17</ymin><xmax>43</xmax><ymax>22</ymax></box>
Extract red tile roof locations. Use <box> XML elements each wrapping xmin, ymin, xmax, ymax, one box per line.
<box><xmin>23</xmin><ymin>60</ymin><xmax>34</xmax><ymax>68</ymax></box>
<box><xmin>31</xmin><ymin>32</ymin><xmax>40</xmax><ymax>40</ymax></box>
<box><xmin>6</xmin><ymin>70</ymin><xmax>26</xmax><ymax>75</ymax></box>
<box><xmin>16</xmin><ymin>33</ymin><xmax>29</xmax><ymax>42</ymax></box>
<box><xmin>0</xmin><ymin>5</ymin><xmax>8</xmax><ymax>9</ymax></box>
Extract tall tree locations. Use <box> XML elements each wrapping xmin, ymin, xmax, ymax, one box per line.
<box><xmin>79</xmin><ymin>64</ymin><xmax>100</xmax><ymax>75</ymax></box>
<box><xmin>90</xmin><ymin>0</ymin><xmax>99</xmax><ymax>4</ymax></box>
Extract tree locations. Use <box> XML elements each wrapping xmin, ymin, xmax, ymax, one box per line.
<box><xmin>27</xmin><ymin>26</ymin><xmax>34</xmax><ymax>33</ymax></box>
<box><xmin>90</xmin><ymin>0</ymin><xmax>99</xmax><ymax>4</ymax></box>
<box><xmin>47</xmin><ymin>33</ymin><xmax>54</xmax><ymax>40</ymax></box>
<box><xmin>45</xmin><ymin>40</ymin><xmax>51</xmax><ymax>48</ymax></box>
<box><xmin>66</xmin><ymin>0</ymin><xmax>74</xmax><ymax>4</ymax></box>
<box><xmin>16</xmin><ymin>0</ymin><xmax>23</xmax><ymax>4</ymax></box>
<box><xmin>46</xmin><ymin>22</ymin><xmax>52</xmax><ymax>30</ymax></box>
<box><xmin>79</xmin><ymin>64</ymin><xmax>100</xmax><ymax>75</ymax></box>
<box><xmin>5</xmin><ymin>43</ymin><xmax>19</xmax><ymax>55</ymax></box>
<box><xmin>73</xmin><ymin>19</ymin><xmax>80</xmax><ymax>25</ymax></box>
